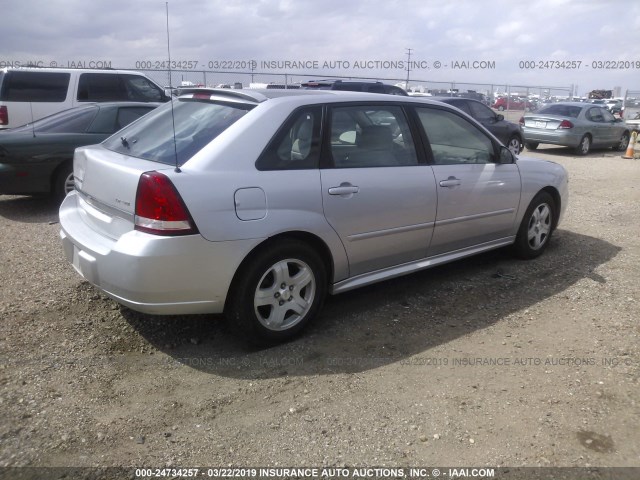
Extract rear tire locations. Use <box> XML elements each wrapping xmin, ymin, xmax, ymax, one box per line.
<box><xmin>525</xmin><ymin>142</ymin><xmax>539</xmax><ymax>151</ymax></box>
<box><xmin>513</xmin><ymin>191</ymin><xmax>556</xmax><ymax>259</ymax></box>
<box><xmin>575</xmin><ymin>135</ymin><xmax>591</xmax><ymax>156</ymax></box>
<box><xmin>226</xmin><ymin>240</ymin><xmax>327</xmax><ymax>345</ymax></box>
<box><xmin>52</xmin><ymin>162</ymin><xmax>74</xmax><ymax>204</ymax></box>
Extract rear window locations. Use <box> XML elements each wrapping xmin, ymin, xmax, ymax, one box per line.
<box><xmin>87</xmin><ymin>106</ymin><xmax>156</xmax><ymax>134</ymax></box>
<box><xmin>0</xmin><ymin>71</ymin><xmax>70</xmax><ymax>102</ymax></box>
<box><xmin>103</xmin><ymin>98</ymin><xmax>254</xmax><ymax>165</ymax></box>
<box><xmin>538</xmin><ymin>105</ymin><xmax>582</xmax><ymax>118</ymax></box>
<box><xmin>9</xmin><ymin>105</ymin><xmax>98</xmax><ymax>133</ymax></box>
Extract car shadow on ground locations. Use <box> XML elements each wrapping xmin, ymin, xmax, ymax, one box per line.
<box><xmin>524</xmin><ymin>145</ymin><xmax>622</xmax><ymax>157</ymax></box>
<box><xmin>0</xmin><ymin>195</ymin><xmax>59</xmax><ymax>224</ymax></box>
<box><xmin>119</xmin><ymin>229</ymin><xmax>621</xmax><ymax>379</ymax></box>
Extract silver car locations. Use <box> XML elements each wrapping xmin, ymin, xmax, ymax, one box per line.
<box><xmin>521</xmin><ymin>102</ymin><xmax>630</xmax><ymax>155</ymax></box>
<box><xmin>60</xmin><ymin>89</ymin><xmax>568</xmax><ymax>344</ymax></box>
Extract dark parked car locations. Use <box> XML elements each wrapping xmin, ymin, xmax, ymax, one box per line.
<box><xmin>434</xmin><ymin>97</ymin><xmax>524</xmax><ymax>154</ymax></box>
<box><xmin>457</xmin><ymin>91</ymin><xmax>490</xmax><ymax>105</ymax></box>
<box><xmin>0</xmin><ymin>102</ymin><xmax>159</xmax><ymax>201</ymax></box>
<box><xmin>301</xmin><ymin>80</ymin><xmax>408</xmax><ymax>95</ymax></box>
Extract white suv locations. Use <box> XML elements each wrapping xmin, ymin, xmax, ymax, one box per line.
<box><xmin>0</xmin><ymin>68</ymin><xmax>169</xmax><ymax>129</ymax></box>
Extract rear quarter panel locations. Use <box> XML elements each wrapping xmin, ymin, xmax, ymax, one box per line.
<box><xmin>169</xmin><ymin>98</ymin><xmax>350</xmax><ymax>282</ymax></box>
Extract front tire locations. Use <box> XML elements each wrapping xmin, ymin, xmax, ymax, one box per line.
<box><xmin>525</xmin><ymin>142</ymin><xmax>539</xmax><ymax>151</ymax></box>
<box><xmin>615</xmin><ymin>131</ymin><xmax>630</xmax><ymax>152</ymax></box>
<box><xmin>513</xmin><ymin>191</ymin><xmax>556</xmax><ymax>259</ymax></box>
<box><xmin>226</xmin><ymin>240</ymin><xmax>327</xmax><ymax>345</ymax></box>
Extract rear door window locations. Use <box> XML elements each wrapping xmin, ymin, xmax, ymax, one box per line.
<box><xmin>447</xmin><ymin>100</ymin><xmax>472</xmax><ymax>115</ymax></box>
<box><xmin>366</xmin><ymin>84</ymin><xmax>385</xmax><ymax>94</ymax></box>
<box><xmin>586</xmin><ymin>107</ymin><xmax>605</xmax><ymax>122</ymax></box>
<box><xmin>328</xmin><ymin>105</ymin><xmax>418</xmax><ymax>167</ymax></box>
<box><xmin>116</xmin><ymin>106</ymin><xmax>156</xmax><ymax>129</ymax></box>
<box><xmin>121</xmin><ymin>75</ymin><xmax>166</xmax><ymax>102</ymax></box>
<box><xmin>468</xmin><ymin>101</ymin><xmax>496</xmax><ymax>122</ymax></box>
<box><xmin>86</xmin><ymin>106</ymin><xmax>155</xmax><ymax>134</ymax></box>
<box><xmin>0</xmin><ymin>71</ymin><xmax>70</xmax><ymax>102</ymax></box>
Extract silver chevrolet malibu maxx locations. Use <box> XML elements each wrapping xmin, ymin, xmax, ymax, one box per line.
<box><xmin>60</xmin><ymin>89</ymin><xmax>568</xmax><ymax>344</ymax></box>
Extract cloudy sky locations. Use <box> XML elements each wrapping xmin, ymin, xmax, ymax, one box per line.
<box><xmin>2</xmin><ymin>0</ymin><xmax>639</xmax><ymax>96</ymax></box>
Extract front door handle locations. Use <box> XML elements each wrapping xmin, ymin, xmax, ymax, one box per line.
<box><xmin>328</xmin><ymin>183</ymin><xmax>360</xmax><ymax>195</ymax></box>
<box><xmin>439</xmin><ymin>176</ymin><xmax>461</xmax><ymax>188</ymax></box>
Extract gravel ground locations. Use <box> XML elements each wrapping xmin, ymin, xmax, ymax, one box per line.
<box><xmin>0</xmin><ymin>145</ymin><xmax>639</xmax><ymax>474</ymax></box>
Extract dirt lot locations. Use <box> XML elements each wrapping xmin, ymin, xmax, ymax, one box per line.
<box><xmin>0</xmin><ymin>145</ymin><xmax>639</xmax><ymax>475</ymax></box>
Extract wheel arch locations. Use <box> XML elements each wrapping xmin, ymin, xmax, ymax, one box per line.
<box><xmin>50</xmin><ymin>159</ymin><xmax>73</xmax><ymax>193</ymax></box>
<box><xmin>223</xmin><ymin>231</ymin><xmax>335</xmax><ymax>311</ymax></box>
<box><xmin>540</xmin><ymin>186</ymin><xmax>561</xmax><ymax>231</ymax></box>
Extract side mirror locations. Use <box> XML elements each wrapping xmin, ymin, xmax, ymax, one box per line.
<box><xmin>498</xmin><ymin>145</ymin><xmax>515</xmax><ymax>164</ymax></box>
<box><xmin>496</xmin><ymin>114</ymin><xmax>504</xmax><ymax>122</ymax></box>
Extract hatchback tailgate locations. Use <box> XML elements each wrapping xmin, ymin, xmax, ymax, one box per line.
<box><xmin>72</xmin><ymin>144</ymin><xmax>171</xmax><ymax>239</ymax></box>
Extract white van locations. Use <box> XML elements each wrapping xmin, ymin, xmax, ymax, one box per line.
<box><xmin>0</xmin><ymin>68</ymin><xmax>170</xmax><ymax>129</ymax></box>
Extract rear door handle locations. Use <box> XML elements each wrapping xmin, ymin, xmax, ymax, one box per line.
<box><xmin>439</xmin><ymin>176</ymin><xmax>461</xmax><ymax>188</ymax></box>
<box><xmin>328</xmin><ymin>184</ymin><xmax>360</xmax><ymax>195</ymax></box>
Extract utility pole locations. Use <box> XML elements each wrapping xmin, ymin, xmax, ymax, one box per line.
<box><xmin>405</xmin><ymin>48</ymin><xmax>413</xmax><ymax>90</ymax></box>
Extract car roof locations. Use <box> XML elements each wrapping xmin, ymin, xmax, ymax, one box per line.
<box><xmin>431</xmin><ymin>96</ymin><xmax>482</xmax><ymax>103</ymax></box>
<box><xmin>70</xmin><ymin>101</ymin><xmax>161</xmax><ymax>108</ymax></box>
<box><xmin>549</xmin><ymin>102</ymin><xmax>589</xmax><ymax>107</ymax></box>
<box><xmin>0</xmin><ymin>67</ymin><xmax>146</xmax><ymax>75</ymax></box>
<box><xmin>178</xmin><ymin>87</ymin><xmax>331</xmax><ymax>103</ymax></box>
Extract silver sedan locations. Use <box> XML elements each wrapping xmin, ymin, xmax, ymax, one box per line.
<box><xmin>521</xmin><ymin>102</ymin><xmax>630</xmax><ymax>155</ymax></box>
<box><xmin>60</xmin><ymin>89</ymin><xmax>568</xmax><ymax>344</ymax></box>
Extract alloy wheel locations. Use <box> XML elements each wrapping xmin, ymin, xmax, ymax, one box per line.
<box><xmin>253</xmin><ymin>258</ymin><xmax>316</xmax><ymax>331</ymax></box>
<box><xmin>527</xmin><ymin>203</ymin><xmax>552</xmax><ymax>250</ymax></box>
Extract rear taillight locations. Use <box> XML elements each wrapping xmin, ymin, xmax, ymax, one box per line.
<box><xmin>558</xmin><ymin>120</ymin><xmax>573</xmax><ymax>129</ymax></box>
<box><xmin>134</xmin><ymin>171</ymin><xmax>198</xmax><ymax>236</ymax></box>
<box><xmin>0</xmin><ymin>106</ymin><xmax>8</xmax><ymax>126</ymax></box>
<box><xmin>519</xmin><ymin>116</ymin><xmax>525</xmax><ymax>126</ymax></box>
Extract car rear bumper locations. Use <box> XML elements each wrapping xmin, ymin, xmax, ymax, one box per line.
<box><xmin>0</xmin><ymin>162</ymin><xmax>54</xmax><ymax>195</ymax></box>
<box><xmin>522</xmin><ymin>128</ymin><xmax>582</xmax><ymax>147</ymax></box>
<box><xmin>59</xmin><ymin>191</ymin><xmax>260</xmax><ymax>315</ymax></box>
